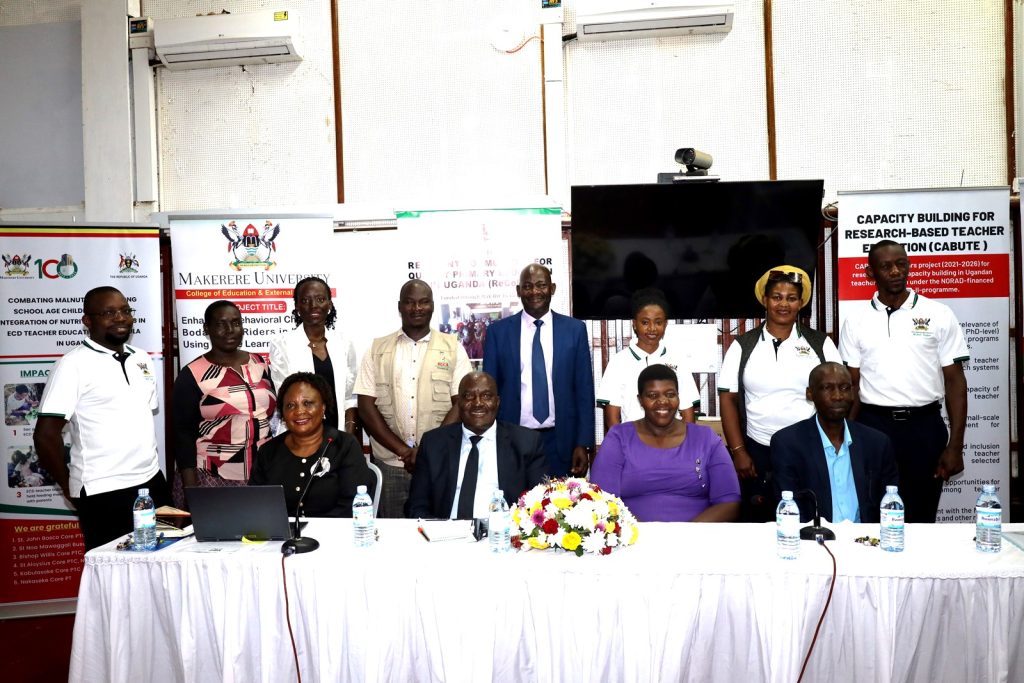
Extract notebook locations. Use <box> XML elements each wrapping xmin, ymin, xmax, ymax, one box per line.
<box><xmin>185</xmin><ymin>485</ymin><xmax>293</xmax><ymax>542</ymax></box>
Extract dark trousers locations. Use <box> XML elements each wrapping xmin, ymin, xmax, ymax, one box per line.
<box><xmin>740</xmin><ymin>439</ymin><xmax>776</xmax><ymax>523</ymax></box>
<box><xmin>534</xmin><ymin>428</ymin><xmax>564</xmax><ymax>477</ymax></box>
<box><xmin>857</xmin><ymin>405</ymin><xmax>946</xmax><ymax>523</ymax></box>
<box><xmin>75</xmin><ymin>471</ymin><xmax>170</xmax><ymax>551</ymax></box>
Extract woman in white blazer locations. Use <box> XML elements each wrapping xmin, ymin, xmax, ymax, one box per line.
<box><xmin>269</xmin><ymin>277</ymin><xmax>358</xmax><ymax>435</ymax></box>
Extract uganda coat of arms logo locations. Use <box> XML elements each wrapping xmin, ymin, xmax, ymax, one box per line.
<box><xmin>221</xmin><ymin>220</ymin><xmax>281</xmax><ymax>271</ymax></box>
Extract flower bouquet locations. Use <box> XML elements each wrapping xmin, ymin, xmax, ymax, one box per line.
<box><xmin>511</xmin><ymin>477</ymin><xmax>639</xmax><ymax>556</ymax></box>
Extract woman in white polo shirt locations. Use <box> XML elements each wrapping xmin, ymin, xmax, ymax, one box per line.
<box><xmin>597</xmin><ymin>288</ymin><xmax>700</xmax><ymax>434</ymax></box>
<box><xmin>717</xmin><ymin>266</ymin><xmax>841</xmax><ymax>522</ymax></box>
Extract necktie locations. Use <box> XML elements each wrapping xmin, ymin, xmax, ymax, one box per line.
<box><xmin>456</xmin><ymin>435</ymin><xmax>482</xmax><ymax>519</ymax></box>
<box><xmin>532</xmin><ymin>320</ymin><xmax>550</xmax><ymax>423</ymax></box>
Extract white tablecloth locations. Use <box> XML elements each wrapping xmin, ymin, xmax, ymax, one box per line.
<box><xmin>70</xmin><ymin>520</ymin><xmax>1024</xmax><ymax>683</ymax></box>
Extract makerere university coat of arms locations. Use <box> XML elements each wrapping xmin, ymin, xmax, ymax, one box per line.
<box><xmin>221</xmin><ymin>220</ymin><xmax>281</xmax><ymax>271</ymax></box>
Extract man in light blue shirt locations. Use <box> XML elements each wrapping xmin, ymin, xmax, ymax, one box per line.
<box><xmin>815</xmin><ymin>416</ymin><xmax>860</xmax><ymax>522</ymax></box>
<box><xmin>771</xmin><ymin>362</ymin><xmax>898</xmax><ymax>523</ymax></box>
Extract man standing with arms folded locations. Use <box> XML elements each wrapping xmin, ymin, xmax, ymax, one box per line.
<box><xmin>355</xmin><ymin>279</ymin><xmax>471</xmax><ymax>517</ymax></box>
<box><xmin>34</xmin><ymin>286</ymin><xmax>169</xmax><ymax>551</ymax></box>
<box><xmin>839</xmin><ymin>240</ymin><xmax>969</xmax><ymax>523</ymax></box>
<box><xmin>483</xmin><ymin>263</ymin><xmax>595</xmax><ymax>477</ymax></box>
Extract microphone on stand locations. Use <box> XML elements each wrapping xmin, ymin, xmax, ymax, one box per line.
<box><xmin>281</xmin><ymin>438</ymin><xmax>333</xmax><ymax>555</ymax></box>
<box><xmin>794</xmin><ymin>489</ymin><xmax>836</xmax><ymax>541</ymax></box>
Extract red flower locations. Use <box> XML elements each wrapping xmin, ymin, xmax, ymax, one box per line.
<box><xmin>542</xmin><ymin>518</ymin><xmax>559</xmax><ymax>534</ymax></box>
<box><xmin>542</xmin><ymin>498</ymin><xmax>551</xmax><ymax>507</ymax></box>
<box><xmin>600</xmin><ymin>546</ymin><xmax>612</xmax><ymax>555</ymax></box>
<box><xmin>580</xmin><ymin>492</ymin><xmax>593</xmax><ymax>501</ymax></box>
<box><xmin>511</xmin><ymin>535</ymin><xmax>522</xmax><ymax>549</ymax></box>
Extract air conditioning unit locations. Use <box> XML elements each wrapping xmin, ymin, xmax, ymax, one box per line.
<box><xmin>576</xmin><ymin>1</ymin><xmax>734</xmax><ymax>42</ymax></box>
<box><xmin>148</xmin><ymin>10</ymin><xmax>301</xmax><ymax>71</ymax></box>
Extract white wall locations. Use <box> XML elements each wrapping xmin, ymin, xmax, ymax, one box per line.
<box><xmin>0</xmin><ymin>1</ymin><xmax>1019</xmax><ymax>213</ymax></box>
<box><xmin>0</xmin><ymin>2</ymin><xmax>83</xmax><ymax>216</ymax></box>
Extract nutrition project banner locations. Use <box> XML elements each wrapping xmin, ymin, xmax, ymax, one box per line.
<box><xmin>0</xmin><ymin>225</ymin><xmax>163</xmax><ymax>609</ymax></box>
<box><xmin>836</xmin><ymin>187</ymin><xmax>1010</xmax><ymax>522</ymax></box>
<box><xmin>169</xmin><ymin>215</ymin><xmax>334</xmax><ymax>366</ymax></box>
<box><xmin>396</xmin><ymin>208</ymin><xmax>564</xmax><ymax>361</ymax></box>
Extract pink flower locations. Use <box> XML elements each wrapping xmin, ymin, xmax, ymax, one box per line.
<box><xmin>531</xmin><ymin>509</ymin><xmax>546</xmax><ymax>525</ymax></box>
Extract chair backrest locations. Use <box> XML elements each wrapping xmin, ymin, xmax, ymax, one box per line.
<box><xmin>365</xmin><ymin>460</ymin><xmax>383</xmax><ymax>517</ymax></box>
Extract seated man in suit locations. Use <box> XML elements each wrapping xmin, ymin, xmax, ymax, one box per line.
<box><xmin>771</xmin><ymin>362</ymin><xmax>898</xmax><ymax>523</ymax></box>
<box><xmin>406</xmin><ymin>371</ymin><xmax>547</xmax><ymax>519</ymax></box>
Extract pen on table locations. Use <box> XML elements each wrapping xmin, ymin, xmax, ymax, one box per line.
<box><xmin>417</xmin><ymin>524</ymin><xmax>431</xmax><ymax>542</ymax></box>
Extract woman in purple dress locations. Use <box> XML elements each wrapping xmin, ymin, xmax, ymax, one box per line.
<box><xmin>591</xmin><ymin>364</ymin><xmax>740</xmax><ymax>522</ymax></box>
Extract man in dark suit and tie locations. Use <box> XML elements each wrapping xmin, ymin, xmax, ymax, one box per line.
<box><xmin>771</xmin><ymin>362</ymin><xmax>898</xmax><ymax>523</ymax></box>
<box><xmin>482</xmin><ymin>263</ymin><xmax>595</xmax><ymax>477</ymax></box>
<box><xmin>406</xmin><ymin>371</ymin><xmax>547</xmax><ymax>519</ymax></box>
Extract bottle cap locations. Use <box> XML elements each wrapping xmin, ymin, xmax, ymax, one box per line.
<box><xmin>981</xmin><ymin>484</ymin><xmax>996</xmax><ymax>493</ymax></box>
<box><xmin>886</xmin><ymin>485</ymin><xmax>898</xmax><ymax>494</ymax></box>
<box><xmin>493</xmin><ymin>488</ymin><xmax>504</xmax><ymax>498</ymax></box>
<box><xmin>357</xmin><ymin>485</ymin><xmax>367</xmax><ymax>494</ymax></box>
<box><xmin>781</xmin><ymin>490</ymin><xmax>793</xmax><ymax>500</ymax></box>
<box><xmin>139</xmin><ymin>488</ymin><xmax>149</xmax><ymax>496</ymax></box>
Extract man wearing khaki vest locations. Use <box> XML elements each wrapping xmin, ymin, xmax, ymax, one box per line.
<box><xmin>355</xmin><ymin>280</ymin><xmax>472</xmax><ymax>517</ymax></box>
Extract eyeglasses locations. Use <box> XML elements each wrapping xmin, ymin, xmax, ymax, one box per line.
<box><xmin>90</xmin><ymin>307</ymin><xmax>135</xmax><ymax>320</ymax></box>
<box><xmin>766</xmin><ymin>270</ymin><xmax>802</xmax><ymax>284</ymax></box>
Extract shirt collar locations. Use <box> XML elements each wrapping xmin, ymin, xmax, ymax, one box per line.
<box><xmin>627</xmin><ymin>339</ymin><xmax>668</xmax><ymax>361</ymax></box>
<box><xmin>82</xmin><ymin>339</ymin><xmax>134</xmax><ymax>357</ymax></box>
<box><xmin>462</xmin><ymin>421</ymin><xmax>498</xmax><ymax>443</ymax></box>
<box><xmin>870</xmin><ymin>288</ymin><xmax>918</xmax><ymax>311</ymax></box>
<box><xmin>759</xmin><ymin>323</ymin><xmax>803</xmax><ymax>341</ymax></box>
<box><xmin>522</xmin><ymin>310</ymin><xmax>553</xmax><ymax>327</ymax></box>
<box><xmin>815</xmin><ymin>415</ymin><xmax>853</xmax><ymax>453</ymax></box>
<box><xmin>398</xmin><ymin>328</ymin><xmax>432</xmax><ymax>344</ymax></box>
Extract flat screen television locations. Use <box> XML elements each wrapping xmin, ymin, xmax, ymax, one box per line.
<box><xmin>570</xmin><ymin>180</ymin><xmax>824</xmax><ymax>320</ymax></box>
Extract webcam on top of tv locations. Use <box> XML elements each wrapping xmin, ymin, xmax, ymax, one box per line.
<box><xmin>657</xmin><ymin>148</ymin><xmax>719</xmax><ymax>184</ymax></box>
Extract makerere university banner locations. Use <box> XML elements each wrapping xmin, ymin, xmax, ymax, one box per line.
<box><xmin>837</xmin><ymin>187</ymin><xmax>1010</xmax><ymax>522</ymax></box>
<box><xmin>169</xmin><ymin>214</ymin><xmax>334</xmax><ymax>367</ymax></box>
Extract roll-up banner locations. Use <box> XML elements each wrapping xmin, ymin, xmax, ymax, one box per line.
<box><xmin>396</xmin><ymin>208</ymin><xmax>564</xmax><ymax>361</ymax></box>
<box><xmin>0</xmin><ymin>225</ymin><xmax>163</xmax><ymax>612</ymax></box>
<box><xmin>168</xmin><ymin>215</ymin><xmax>334</xmax><ymax>366</ymax></box>
<box><xmin>837</xmin><ymin>187</ymin><xmax>1010</xmax><ymax>521</ymax></box>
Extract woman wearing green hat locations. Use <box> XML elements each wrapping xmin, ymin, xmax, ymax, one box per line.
<box><xmin>716</xmin><ymin>266</ymin><xmax>841</xmax><ymax>522</ymax></box>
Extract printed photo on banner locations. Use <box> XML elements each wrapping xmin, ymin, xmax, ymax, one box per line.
<box><xmin>397</xmin><ymin>208</ymin><xmax>564</xmax><ymax>360</ymax></box>
<box><xmin>5</xmin><ymin>383</ymin><xmax>42</xmax><ymax>426</ymax></box>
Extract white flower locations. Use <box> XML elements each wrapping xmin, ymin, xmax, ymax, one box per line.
<box><xmin>582</xmin><ymin>532</ymin><xmax>607</xmax><ymax>554</ymax></box>
<box><xmin>563</xmin><ymin>502</ymin><xmax>597</xmax><ymax>531</ymax></box>
<box><xmin>606</xmin><ymin>533</ymin><xmax>620</xmax><ymax>547</ymax></box>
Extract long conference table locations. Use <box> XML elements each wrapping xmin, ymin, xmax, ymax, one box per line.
<box><xmin>70</xmin><ymin>520</ymin><xmax>1024</xmax><ymax>682</ymax></box>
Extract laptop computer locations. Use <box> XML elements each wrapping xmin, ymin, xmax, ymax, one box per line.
<box><xmin>185</xmin><ymin>485</ymin><xmax>294</xmax><ymax>542</ymax></box>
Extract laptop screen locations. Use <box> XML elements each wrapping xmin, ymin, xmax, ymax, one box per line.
<box><xmin>185</xmin><ymin>485</ymin><xmax>293</xmax><ymax>542</ymax></box>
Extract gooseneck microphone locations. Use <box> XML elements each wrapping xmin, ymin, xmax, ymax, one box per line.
<box><xmin>281</xmin><ymin>437</ymin><xmax>333</xmax><ymax>555</ymax></box>
<box><xmin>794</xmin><ymin>489</ymin><xmax>836</xmax><ymax>541</ymax></box>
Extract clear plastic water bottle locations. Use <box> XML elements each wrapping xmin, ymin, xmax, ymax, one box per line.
<box><xmin>879</xmin><ymin>485</ymin><xmax>905</xmax><ymax>552</ymax></box>
<box><xmin>132</xmin><ymin>488</ymin><xmax>157</xmax><ymax>551</ymax></box>
<box><xmin>776</xmin><ymin>490</ymin><xmax>800</xmax><ymax>560</ymax></box>
<box><xmin>975</xmin><ymin>484</ymin><xmax>1002</xmax><ymax>553</ymax></box>
<box><xmin>352</xmin><ymin>484</ymin><xmax>375</xmax><ymax>548</ymax></box>
<box><xmin>488</xmin><ymin>489</ymin><xmax>511</xmax><ymax>553</ymax></box>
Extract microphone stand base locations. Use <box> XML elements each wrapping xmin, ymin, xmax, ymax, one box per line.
<box><xmin>800</xmin><ymin>525</ymin><xmax>836</xmax><ymax>541</ymax></box>
<box><xmin>281</xmin><ymin>536</ymin><xmax>320</xmax><ymax>554</ymax></box>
